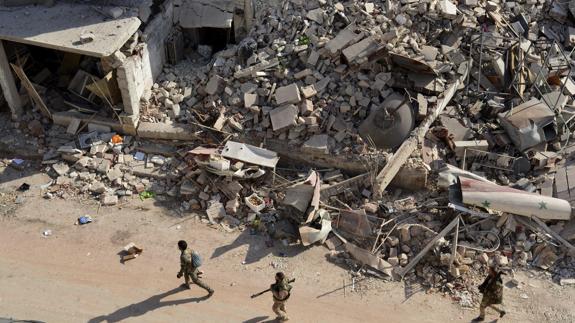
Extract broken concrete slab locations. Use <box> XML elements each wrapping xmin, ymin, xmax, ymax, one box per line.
<box><xmin>205</xmin><ymin>75</ymin><xmax>224</xmax><ymax>95</ymax></box>
<box><xmin>275</xmin><ymin>83</ymin><xmax>301</xmax><ymax>105</ymax></box>
<box><xmin>302</xmin><ymin>134</ymin><xmax>329</xmax><ymax>155</ymax></box>
<box><xmin>137</xmin><ymin>122</ymin><xmax>198</xmax><ymax>141</ymax></box>
<box><xmin>269</xmin><ymin>104</ymin><xmax>299</xmax><ymax>131</ymax></box>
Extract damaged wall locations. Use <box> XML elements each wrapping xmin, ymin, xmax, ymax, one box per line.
<box><xmin>117</xmin><ymin>45</ymin><xmax>153</xmax><ymax>121</ymax></box>
<box><xmin>142</xmin><ymin>0</ymin><xmax>175</xmax><ymax>80</ymax></box>
<box><xmin>175</xmin><ymin>0</ymin><xmax>234</xmax><ymax>29</ymax></box>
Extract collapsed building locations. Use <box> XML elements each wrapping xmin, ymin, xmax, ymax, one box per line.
<box><xmin>0</xmin><ymin>0</ymin><xmax>254</xmax><ymax>135</ymax></box>
<box><xmin>3</xmin><ymin>0</ymin><xmax>575</xmax><ymax>307</ymax></box>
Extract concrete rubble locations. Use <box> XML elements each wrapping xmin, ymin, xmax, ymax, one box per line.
<box><xmin>4</xmin><ymin>0</ymin><xmax>575</xmax><ymax>309</ymax></box>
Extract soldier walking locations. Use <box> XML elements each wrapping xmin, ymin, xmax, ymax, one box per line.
<box><xmin>177</xmin><ymin>240</ymin><xmax>214</xmax><ymax>297</ymax></box>
<box><xmin>271</xmin><ymin>272</ymin><xmax>292</xmax><ymax>321</ymax></box>
<box><xmin>474</xmin><ymin>266</ymin><xmax>506</xmax><ymax>321</ymax></box>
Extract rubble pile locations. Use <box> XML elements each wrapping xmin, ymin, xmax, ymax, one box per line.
<box><xmin>6</xmin><ymin>0</ymin><xmax>575</xmax><ymax>308</ymax></box>
<box><xmin>144</xmin><ymin>0</ymin><xmax>479</xmax><ymax>155</ymax></box>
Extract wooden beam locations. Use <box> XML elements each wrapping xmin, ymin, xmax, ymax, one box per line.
<box><xmin>396</xmin><ymin>216</ymin><xmax>460</xmax><ymax>279</ymax></box>
<box><xmin>531</xmin><ymin>216</ymin><xmax>575</xmax><ymax>255</ymax></box>
<box><xmin>375</xmin><ymin>62</ymin><xmax>469</xmax><ymax>195</ymax></box>
<box><xmin>10</xmin><ymin>63</ymin><xmax>51</xmax><ymax>119</ymax></box>
<box><xmin>0</xmin><ymin>40</ymin><xmax>22</xmax><ymax>118</ymax></box>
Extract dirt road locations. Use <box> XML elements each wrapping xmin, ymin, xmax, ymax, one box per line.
<box><xmin>0</xmin><ymin>170</ymin><xmax>573</xmax><ymax>323</ymax></box>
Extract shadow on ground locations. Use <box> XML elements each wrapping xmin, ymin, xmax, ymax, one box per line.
<box><xmin>87</xmin><ymin>286</ymin><xmax>210</xmax><ymax>323</ymax></box>
<box><xmin>210</xmin><ymin>229</ymin><xmax>306</xmax><ymax>265</ymax></box>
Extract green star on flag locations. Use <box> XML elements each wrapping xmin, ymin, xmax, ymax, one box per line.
<box><xmin>539</xmin><ymin>201</ymin><xmax>547</xmax><ymax>210</ymax></box>
<box><xmin>482</xmin><ymin>200</ymin><xmax>491</xmax><ymax>208</ymax></box>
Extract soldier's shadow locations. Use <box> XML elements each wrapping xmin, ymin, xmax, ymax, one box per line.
<box><xmin>87</xmin><ymin>286</ymin><xmax>209</xmax><ymax>323</ymax></box>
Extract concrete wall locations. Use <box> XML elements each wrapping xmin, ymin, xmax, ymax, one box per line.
<box><xmin>142</xmin><ymin>0</ymin><xmax>175</xmax><ymax>80</ymax></box>
<box><xmin>116</xmin><ymin>44</ymin><xmax>154</xmax><ymax>120</ymax></box>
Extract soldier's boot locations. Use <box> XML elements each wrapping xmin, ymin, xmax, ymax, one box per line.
<box><xmin>499</xmin><ymin>310</ymin><xmax>506</xmax><ymax>318</ymax></box>
<box><xmin>472</xmin><ymin>317</ymin><xmax>484</xmax><ymax>322</ymax></box>
<box><xmin>181</xmin><ymin>274</ymin><xmax>191</xmax><ymax>289</ymax></box>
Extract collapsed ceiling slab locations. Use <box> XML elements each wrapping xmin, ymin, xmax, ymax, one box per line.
<box><xmin>0</xmin><ymin>3</ymin><xmax>141</xmax><ymax>57</ymax></box>
<box><xmin>175</xmin><ymin>0</ymin><xmax>234</xmax><ymax>29</ymax></box>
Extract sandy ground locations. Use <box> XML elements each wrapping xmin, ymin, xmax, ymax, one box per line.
<box><xmin>0</xmin><ymin>167</ymin><xmax>574</xmax><ymax>323</ymax></box>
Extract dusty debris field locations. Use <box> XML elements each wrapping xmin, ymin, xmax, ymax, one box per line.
<box><xmin>0</xmin><ymin>169</ymin><xmax>573</xmax><ymax>323</ymax></box>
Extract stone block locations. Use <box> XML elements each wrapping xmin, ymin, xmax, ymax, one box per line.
<box><xmin>269</xmin><ymin>104</ymin><xmax>299</xmax><ymax>131</ymax></box>
<box><xmin>244</xmin><ymin>93</ymin><xmax>258</xmax><ymax>108</ymax></box>
<box><xmin>300</xmin><ymin>85</ymin><xmax>317</xmax><ymax>99</ymax></box>
<box><xmin>101</xmin><ymin>194</ymin><xmax>118</xmax><ymax>206</ymax></box>
<box><xmin>205</xmin><ymin>75</ymin><xmax>224</xmax><ymax>95</ymax></box>
<box><xmin>302</xmin><ymin>134</ymin><xmax>329</xmax><ymax>154</ymax></box>
<box><xmin>300</xmin><ymin>99</ymin><xmax>314</xmax><ymax>115</ymax></box>
<box><xmin>275</xmin><ymin>83</ymin><xmax>301</xmax><ymax>105</ymax></box>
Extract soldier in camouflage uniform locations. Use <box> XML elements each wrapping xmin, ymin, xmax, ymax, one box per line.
<box><xmin>177</xmin><ymin>240</ymin><xmax>214</xmax><ymax>296</ymax></box>
<box><xmin>271</xmin><ymin>272</ymin><xmax>292</xmax><ymax>322</ymax></box>
<box><xmin>474</xmin><ymin>266</ymin><xmax>506</xmax><ymax>321</ymax></box>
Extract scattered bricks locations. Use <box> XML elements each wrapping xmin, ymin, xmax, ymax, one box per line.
<box><xmin>420</xmin><ymin>46</ymin><xmax>439</xmax><ymax>61</ymax></box>
<box><xmin>399</xmin><ymin>253</ymin><xmax>408</xmax><ymax>266</ymax></box>
<box><xmin>325</xmin><ymin>25</ymin><xmax>360</xmax><ymax>56</ymax></box>
<box><xmin>198</xmin><ymin>191</ymin><xmax>210</xmax><ymax>200</ymax></box>
<box><xmin>306</xmin><ymin>8</ymin><xmax>324</xmax><ymax>24</ymax></box>
<box><xmin>300</xmin><ymin>99</ymin><xmax>314</xmax><ymax>115</ymax></box>
<box><xmin>107</xmin><ymin>167</ymin><xmax>123</xmax><ymax>182</ymax></box>
<box><xmin>399</xmin><ymin>227</ymin><xmax>411</xmax><ymax>243</ymax></box>
<box><xmin>52</xmin><ymin>163</ymin><xmax>70</xmax><ymax>176</ymax></box>
<box><xmin>300</xmin><ymin>85</ymin><xmax>317</xmax><ymax>99</ymax></box>
<box><xmin>228</xmin><ymin>118</ymin><xmax>244</xmax><ymax>131</ymax></box>
<box><xmin>303</xmin><ymin>116</ymin><xmax>317</xmax><ymax>125</ymax></box>
<box><xmin>244</xmin><ymin>93</ymin><xmax>258</xmax><ymax>108</ymax></box>
<box><xmin>388</xmin><ymin>236</ymin><xmax>399</xmax><ymax>247</ymax></box>
<box><xmin>134</xmin><ymin>182</ymin><xmax>146</xmax><ymax>193</ymax></box>
<box><xmin>387</xmin><ymin>256</ymin><xmax>399</xmax><ymax>266</ymax></box>
<box><xmin>440</xmin><ymin>253</ymin><xmax>452</xmax><ymax>266</ymax></box>
<box><xmin>94</xmin><ymin>158</ymin><xmax>111</xmax><ymax>174</ymax></box>
<box><xmin>307</xmin><ymin>51</ymin><xmax>319</xmax><ymax>67</ymax></box>
<box><xmin>340</xmin><ymin>103</ymin><xmax>351</xmax><ymax>113</ymax></box>
<box><xmin>66</xmin><ymin>118</ymin><xmax>81</xmax><ymax>135</ymax></box>
<box><xmin>389</xmin><ymin>247</ymin><xmax>398</xmax><ymax>257</ymax></box>
<box><xmin>90</xmin><ymin>144</ymin><xmax>108</xmax><ymax>156</ymax></box>
<box><xmin>417</xmin><ymin>93</ymin><xmax>428</xmax><ymax>121</ymax></box>
<box><xmin>89</xmin><ymin>181</ymin><xmax>107</xmax><ymax>194</ymax></box>
<box><xmin>450</xmin><ymin>267</ymin><xmax>461</xmax><ymax>277</ymax></box>
<box><xmin>302</xmin><ymin>134</ymin><xmax>329</xmax><ymax>154</ymax></box>
<box><xmin>225</xmin><ymin>198</ymin><xmax>240</xmax><ymax>215</ymax></box>
<box><xmin>275</xmin><ymin>83</ymin><xmax>301</xmax><ymax>105</ymax></box>
<box><xmin>496</xmin><ymin>255</ymin><xmax>509</xmax><ymax>266</ymax></box>
<box><xmin>101</xmin><ymin>194</ymin><xmax>118</xmax><ymax>206</ymax></box>
<box><xmin>333</xmin><ymin>131</ymin><xmax>347</xmax><ymax>142</ymax></box>
<box><xmin>438</xmin><ymin>0</ymin><xmax>457</xmax><ymax>18</ymax></box>
<box><xmin>270</xmin><ymin>104</ymin><xmax>299</xmax><ymax>131</ymax></box>
<box><xmin>205</xmin><ymin>75</ymin><xmax>224</xmax><ymax>95</ymax></box>
<box><xmin>477</xmin><ymin>253</ymin><xmax>489</xmax><ymax>264</ymax></box>
<box><xmin>206</xmin><ymin>201</ymin><xmax>226</xmax><ymax>223</ymax></box>
<box><xmin>294</xmin><ymin>69</ymin><xmax>313</xmax><ymax>80</ymax></box>
<box><xmin>363</xmin><ymin>202</ymin><xmax>379</xmax><ymax>214</ymax></box>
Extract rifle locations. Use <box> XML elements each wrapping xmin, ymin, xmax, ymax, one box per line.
<box><xmin>250</xmin><ymin>278</ymin><xmax>295</xmax><ymax>299</ymax></box>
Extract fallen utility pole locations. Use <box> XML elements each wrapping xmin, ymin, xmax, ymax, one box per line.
<box><xmin>375</xmin><ymin>62</ymin><xmax>470</xmax><ymax>196</ymax></box>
